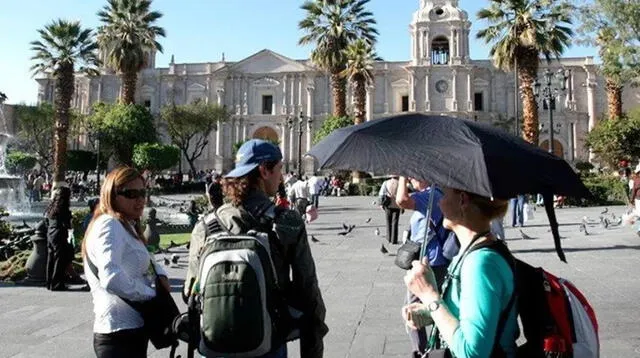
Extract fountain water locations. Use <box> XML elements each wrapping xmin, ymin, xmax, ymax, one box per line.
<box><xmin>0</xmin><ymin>102</ymin><xmax>30</xmax><ymax>214</ymax></box>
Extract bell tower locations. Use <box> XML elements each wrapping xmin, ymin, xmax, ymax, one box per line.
<box><xmin>410</xmin><ymin>0</ymin><xmax>471</xmax><ymax>66</ymax></box>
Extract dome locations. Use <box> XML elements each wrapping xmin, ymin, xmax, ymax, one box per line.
<box><xmin>412</xmin><ymin>0</ymin><xmax>469</xmax><ymax>24</ymax></box>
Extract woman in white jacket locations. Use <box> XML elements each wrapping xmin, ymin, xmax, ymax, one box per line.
<box><xmin>83</xmin><ymin>167</ymin><xmax>170</xmax><ymax>358</ymax></box>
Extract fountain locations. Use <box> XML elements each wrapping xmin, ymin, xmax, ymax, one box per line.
<box><xmin>0</xmin><ymin>101</ymin><xmax>30</xmax><ymax>215</ymax></box>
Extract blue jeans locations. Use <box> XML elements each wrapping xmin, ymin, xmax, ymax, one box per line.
<box><xmin>311</xmin><ymin>194</ymin><xmax>320</xmax><ymax>208</ymax></box>
<box><xmin>510</xmin><ymin>195</ymin><xmax>525</xmax><ymax>227</ymax></box>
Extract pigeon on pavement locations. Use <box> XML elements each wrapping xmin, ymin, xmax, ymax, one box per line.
<box><xmin>601</xmin><ymin>208</ymin><xmax>608</xmax><ymax>214</ymax></box>
<box><xmin>520</xmin><ymin>229</ymin><xmax>534</xmax><ymax>240</ymax></box>
<box><xmin>380</xmin><ymin>244</ymin><xmax>389</xmax><ymax>254</ymax></box>
<box><xmin>163</xmin><ymin>257</ymin><xmax>170</xmax><ymax>266</ymax></box>
<box><xmin>342</xmin><ymin>223</ymin><xmax>349</xmax><ymax>231</ymax></box>
<box><xmin>310</xmin><ymin>235</ymin><xmax>320</xmax><ymax>243</ymax></box>
<box><xmin>374</xmin><ymin>228</ymin><xmax>380</xmax><ymax>236</ymax></box>
<box><xmin>171</xmin><ymin>254</ymin><xmax>179</xmax><ymax>264</ymax></box>
<box><xmin>365</xmin><ymin>218</ymin><xmax>372</xmax><ymax>223</ymax></box>
<box><xmin>579</xmin><ymin>223</ymin><xmax>589</xmax><ymax>236</ymax></box>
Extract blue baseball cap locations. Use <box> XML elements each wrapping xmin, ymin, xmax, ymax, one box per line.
<box><xmin>224</xmin><ymin>139</ymin><xmax>283</xmax><ymax>178</ymax></box>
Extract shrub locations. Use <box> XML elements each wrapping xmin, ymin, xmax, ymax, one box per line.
<box><xmin>566</xmin><ymin>174</ymin><xmax>628</xmax><ymax>206</ymax></box>
<box><xmin>5</xmin><ymin>151</ymin><xmax>37</xmax><ymax>175</ymax></box>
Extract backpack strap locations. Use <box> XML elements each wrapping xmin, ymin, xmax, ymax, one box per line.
<box><xmin>467</xmin><ymin>240</ymin><xmax>517</xmax><ymax>357</ymax></box>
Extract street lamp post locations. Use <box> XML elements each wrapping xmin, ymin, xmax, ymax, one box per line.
<box><xmin>533</xmin><ymin>68</ymin><xmax>569</xmax><ymax>155</ymax></box>
<box><xmin>95</xmin><ymin>132</ymin><xmax>101</xmax><ymax>195</ymax></box>
<box><xmin>287</xmin><ymin>111</ymin><xmax>313</xmax><ymax>178</ymax></box>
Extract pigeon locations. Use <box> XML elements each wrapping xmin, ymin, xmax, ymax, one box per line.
<box><xmin>310</xmin><ymin>235</ymin><xmax>320</xmax><ymax>243</ymax></box>
<box><xmin>520</xmin><ymin>229</ymin><xmax>534</xmax><ymax>240</ymax></box>
<box><xmin>374</xmin><ymin>228</ymin><xmax>380</xmax><ymax>236</ymax></box>
<box><xmin>365</xmin><ymin>217</ymin><xmax>372</xmax><ymax>223</ymax></box>
<box><xmin>579</xmin><ymin>223</ymin><xmax>589</xmax><ymax>236</ymax></box>
<box><xmin>171</xmin><ymin>254</ymin><xmax>179</xmax><ymax>264</ymax></box>
<box><xmin>347</xmin><ymin>224</ymin><xmax>356</xmax><ymax>234</ymax></box>
<box><xmin>342</xmin><ymin>223</ymin><xmax>349</xmax><ymax>231</ymax></box>
<box><xmin>163</xmin><ymin>257</ymin><xmax>170</xmax><ymax>266</ymax></box>
<box><xmin>601</xmin><ymin>208</ymin><xmax>609</xmax><ymax>214</ymax></box>
<box><xmin>380</xmin><ymin>244</ymin><xmax>389</xmax><ymax>254</ymax></box>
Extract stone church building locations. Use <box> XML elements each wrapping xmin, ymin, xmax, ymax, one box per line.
<box><xmin>36</xmin><ymin>0</ymin><xmax>640</xmax><ymax>173</ymax></box>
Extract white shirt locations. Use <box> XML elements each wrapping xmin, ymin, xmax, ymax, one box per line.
<box><xmin>307</xmin><ymin>176</ymin><xmax>323</xmax><ymax>195</ymax></box>
<box><xmin>291</xmin><ymin>180</ymin><xmax>310</xmax><ymax>200</ymax></box>
<box><xmin>84</xmin><ymin>214</ymin><xmax>167</xmax><ymax>334</ymax></box>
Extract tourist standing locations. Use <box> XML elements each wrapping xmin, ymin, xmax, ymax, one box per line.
<box><xmin>510</xmin><ymin>195</ymin><xmax>525</xmax><ymax>227</ymax></box>
<box><xmin>291</xmin><ymin>177</ymin><xmax>311</xmax><ymax>218</ymax></box>
<box><xmin>379</xmin><ymin>176</ymin><xmax>401</xmax><ymax>244</ymax></box>
<box><xmin>308</xmin><ymin>174</ymin><xmax>322</xmax><ymax>208</ymax></box>
<box><xmin>183</xmin><ymin>139</ymin><xmax>328</xmax><ymax>357</ymax></box>
<box><xmin>45</xmin><ymin>186</ymin><xmax>74</xmax><ymax>291</ymax></box>
<box><xmin>403</xmin><ymin>187</ymin><xmax>517</xmax><ymax>357</ymax></box>
<box><xmin>83</xmin><ymin>167</ymin><xmax>170</xmax><ymax>358</ymax></box>
<box><xmin>395</xmin><ymin>176</ymin><xmax>450</xmax><ymax>355</ymax></box>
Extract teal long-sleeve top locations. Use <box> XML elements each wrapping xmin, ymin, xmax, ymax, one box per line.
<box><xmin>441</xmin><ymin>247</ymin><xmax>519</xmax><ymax>358</ymax></box>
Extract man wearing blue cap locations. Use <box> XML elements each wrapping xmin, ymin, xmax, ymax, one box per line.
<box><xmin>184</xmin><ymin>139</ymin><xmax>328</xmax><ymax>358</ymax></box>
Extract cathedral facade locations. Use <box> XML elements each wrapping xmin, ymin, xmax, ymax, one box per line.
<box><xmin>36</xmin><ymin>0</ymin><xmax>640</xmax><ymax>173</ymax></box>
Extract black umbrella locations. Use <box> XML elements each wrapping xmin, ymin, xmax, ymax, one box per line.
<box><xmin>307</xmin><ymin>113</ymin><xmax>591</xmax><ymax>261</ymax></box>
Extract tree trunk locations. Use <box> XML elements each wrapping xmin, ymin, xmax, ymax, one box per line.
<box><xmin>52</xmin><ymin>64</ymin><xmax>75</xmax><ymax>185</ymax></box>
<box><xmin>122</xmin><ymin>70</ymin><xmax>138</xmax><ymax>105</ymax></box>
<box><xmin>605</xmin><ymin>79</ymin><xmax>623</xmax><ymax>120</ymax></box>
<box><xmin>518</xmin><ymin>49</ymin><xmax>540</xmax><ymax>145</ymax></box>
<box><xmin>330</xmin><ymin>72</ymin><xmax>347</xmax><ymax>118</ymax></box>
<box><xmin>353</xmin><ymin>77</ymin><xmax>366</xmax><ymax>125</ymax></box>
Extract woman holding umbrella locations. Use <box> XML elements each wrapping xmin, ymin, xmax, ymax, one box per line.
<box><xmin>402</xmin><ymin>188</ymin><xmax>517</xmax><ymax>357</ymax></box>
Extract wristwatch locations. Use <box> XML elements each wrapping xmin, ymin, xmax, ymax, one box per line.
<box><xmin>427</xmin><ymin>299</ymin><xmax>444</xmax><ymax>313</ymax></box>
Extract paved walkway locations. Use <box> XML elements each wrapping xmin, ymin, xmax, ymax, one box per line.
<box><xmin>1</xmin><ymin>197</ymin><xmax>639</xmax><ymax>357</ymax></box>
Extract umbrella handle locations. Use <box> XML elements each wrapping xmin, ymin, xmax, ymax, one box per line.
<box><xmin>419</xmin><ymin>184</ymin><xmax>438</xmax><ymax>260</ymax></box>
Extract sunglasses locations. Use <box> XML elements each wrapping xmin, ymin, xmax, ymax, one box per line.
<box><xmin>116</xmin><ymin>189</ymin><xmax>147</xmax><ymax>199</ymax></box>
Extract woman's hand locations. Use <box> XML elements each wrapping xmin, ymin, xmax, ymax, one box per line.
<box><xmin>158</xmin><ymin>275</ymin><xmax>171</xmax><ymax>292</ymax></box>
<box><xmin>404</xmin><ymin>258</ymin><xmax>440</xmax><ymax>304</ymax></box>
<box><xmin>402</xmin><ymin>302</ymin><xmax>434</xmax><ymax>329</ymax></box>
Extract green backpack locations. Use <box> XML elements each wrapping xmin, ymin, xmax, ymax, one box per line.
<box><xmin>191</xmin><ymin>207</ymin><xmax>286</xmax><ymax>357</ymax></box>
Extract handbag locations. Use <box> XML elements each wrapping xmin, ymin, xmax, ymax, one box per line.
<box><xmin>86</xmin><ymin>256</ymin><xmax>180</xmax><ymax>349</ymax></box>
<box><xmin>395</xmin><ymin>239</ymin><xmax>421</xmax><ymax>270</ymax></box>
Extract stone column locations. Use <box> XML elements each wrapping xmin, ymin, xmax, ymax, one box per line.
<box><xmin>424</xmin><ymin>28</ymin><xmax>431</xmax><ymax>64</ymax></box>
<box><xmin>216</xmin><ymin>88</ymin><xmax>224</xmax><ymax>106</ymax></box>
<box><xmin>98</xmin><ymin>78</ymin><xmax>103</xmax><ymax>102</ymax></box>
<box><xmin>409</xmin><ymin>72</ymin><xmax>416</xmax><ymax>111</ymax></box>
<box><xmin>417</xmin><ymin>31</ymin><xmax>423</xmax><ymax>64</ymax></box>
<box><xmin>298</xmin><ymin>75</ymin><xmax>303</xmax><ymax>114</ymax></box>
<box><xmin>569</xmin><ymin>70</ymin><xmax>576</xmax><ymax>110</ymax></box>
<box><xmin>215</xmin><ymin>120</ymin><xmax>222</xmax><ymax>156</ymax></box>
<box><xmin>452</xmin><ymin>69</ymin><xmax>458</xmax><ymax>111</ymax></box>
<box><xmin>290</xmin><ymin>75</ymin><xmax>295</xmax><ymax>114</ymax></box>
<box><xmin>456</xmin><ymin>30</ymin><xmax>461</xmax><ymax>59</ymax></box>
<box><xmin>282</xmin><ymin>74</ymin><xmax>288</xmax><ymax>114</ymax></box>
<box><xmin>366</xmin><ymin>86</ymin><xmax>375</xmax><ymax>121</ymax></box>
<box><xmin>383</xmin><ymin>73</ymin><xmax>389</xmax><ymax>113</ymax></box>
<box><xmin>413</xmin><ymin>29</ymin><xmax>419</xmax><ymax>65</ymax></box>
<box><xmin>235</xmin><ymin>118</ymin><xmax>241</xmax><ymax>144</ymax></box>
<box><xmin>306</xmin><ymin>85</ymin><xmax>314</xmax><ymax>118</ymax></box>
<box><xmin>289</xmin><ymin>126</ymin><xmax>295</xmax><ymax>163</ymax></box>
<box><xmin>450</xmin><ymin>28</ymin><xmax>456</xmax><ymax>60</ymax></box>
<box><xmin>586</xmin><ymin>75</ymin><xmax>597</xmax><ymax>131</ymax></box>
<box><xmin>489</xmin><ymin>70</ymin><xmax>496</xmax><ymax>112</ymax></box>
<box><xmin>306</xmin><ymin>121</ymin><xmax>312</xmax><ymax>152</ymax></box>
<box><xmin>425</xmin><ymin>69</ymin><xmax>431</xmax><ymax>111</ymax></box>
<box><xmin>279</xmin><ymin>124</ymin><xmax>288</xmax><ymax>163</ymax></box>
<box><xmin>467</xmin><ymin>70</ymin><xmax>473</xmax><ymax>111</ymax></box>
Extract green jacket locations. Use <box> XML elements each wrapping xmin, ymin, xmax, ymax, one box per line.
<box><xmin>185</xmin><ymin>190</ymin><xmax>328</xmax><ymax>358</ymax></box>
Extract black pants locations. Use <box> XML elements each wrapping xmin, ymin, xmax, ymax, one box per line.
<box><xmin>295</xmin><ymin>198</ymin><xmax>310</xmax><ymax>218</ymax></box>
<box><xmin>46</xmin><ymin>240</ymin><xmax>72</xmax><ymax>290</ymax></box>
<box><xmin>385</xmin><ymin>207</ymin><xmax>401</xmax><ymax>244</ymax></box>
<box><xmin>94</xmin><ymin>328</ymin><xmax>148</xmax><ymax>358</ymax></box>
<box><xmin>406</xmin><ymin>264</ymin><xmax>449</xmax><ymax>353</ymax></box>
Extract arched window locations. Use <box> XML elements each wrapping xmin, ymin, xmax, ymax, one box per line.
<box><xmin>431</xmin><ymin>36</ymin><xmax>450</xmax><ymax>65</ymax></box>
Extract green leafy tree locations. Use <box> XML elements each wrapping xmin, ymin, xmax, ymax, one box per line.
<box><xmin>67</xmin><ymin>150</ymin><xmax>107</xmax><ymax>175</ymax></box>
<box><xmin>161</xmin><ymin>101</ymin><xmax>229</xmax><ymax>176</ymax></box>
<box><xmin>341</xmin><ymin>39</ymin><xmax>379</xmax><ymax>124</ymax></box>
<box><xmin>313</xmin><ymin>115</ymin><xmax>353</xmax><ymax>144</ymax></box>
<box><xmin>13</xmin><ymin>103</ymin><xmax>54</xmax><ymax>173</ymax></box>
<box><xmin>88</xmin><ymin>102</ymin><xmax>157</xmax><ymax>165</ymax></box>
<box><xmin>5</xmin><ymin>151</ymin><xmax>37</xmax><ymax>175</ymax></box>
<box><xmin>476</xmin><ymin>0</ymin><xmax>574</xmax><ymax>145</ymax></box>
<box><xmin>132</xmin><ymin>143</ymin><xmax>180</xmax><ymax>173</ymax></box>
<box><xmin>97</xmin><ymin>0</ymin><xmax>165</xmax><ymax>104</ymax></box>
<box><xmin>585</xmin><ymin>108</ymin><xmax>640</xmax><ymax>168</ymax></box>
<box><xmin>30</xmin><ymin>19</ymin><xmax>99</xmax><ymax>184</ymax></box>
<box><xmin>578</xmin><ymin>0</ymin><xmax>640</xmax><ymax>120</ymax></box>
<box><xmin>299</xmin><ymin>0</ymin><xmax>378</xmax><ymax>118</ymax></box>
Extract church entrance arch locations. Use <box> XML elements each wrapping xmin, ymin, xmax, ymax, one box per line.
<box><xmin>252</xmin><ymin>126</ymin><xmax>279</xmax><ymax>143</ymax></box>
<box><xmin>540</xmin><ymin>139</ymin><xmax>564</xmax><ymax>158</ymax></box>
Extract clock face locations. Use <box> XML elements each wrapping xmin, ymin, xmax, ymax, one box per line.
<box><xmin>436</xmin><ymin>80</ymin><xmax>448</xmax><ymax>94</ymax></box>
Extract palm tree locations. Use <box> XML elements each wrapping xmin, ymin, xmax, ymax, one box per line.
<box><xmin>97</xmin><ymin>0</ymin><xmax>165</xmax><ymax>104</ymax></box>
<box><xmin>0</xmin><ymin>91</ymin><xmax>7</xmax><ymax>103</ymax></box>
<box><xmin>476</xmin><ymin>0</ymin><xmax>573</xmax><ymax>145</ymax></box>
<box><xmin>341</xmin><ymin>39</ymin><xmax>379</xmax><ymax>124</ymax></box>
<box><xmin>299</xmin><ymin>0</ymin><xmax>378</xmax><ymax>118</ymax></box>
<box><xmin>30</xmin><ymin>19</ymin><xmax>99</xmax><ymax>185</ymax></box>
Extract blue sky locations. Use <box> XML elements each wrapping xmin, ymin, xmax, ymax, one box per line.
<box><xmin>0</xmin><ymin>0</ymin><xmax>597</xmax><ymax>104</ymax></box>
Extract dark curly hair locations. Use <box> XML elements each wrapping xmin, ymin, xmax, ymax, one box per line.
<box><xmin>222</xmin><ymin>161</ymin><xmax>279</xmax><ymax>206</ymax></box>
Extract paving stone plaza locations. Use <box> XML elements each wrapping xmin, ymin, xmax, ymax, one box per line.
<box><xmin>1</xmin><ymin>196</ymin><xmax>639</xmax><ymax>357</ymax></box>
